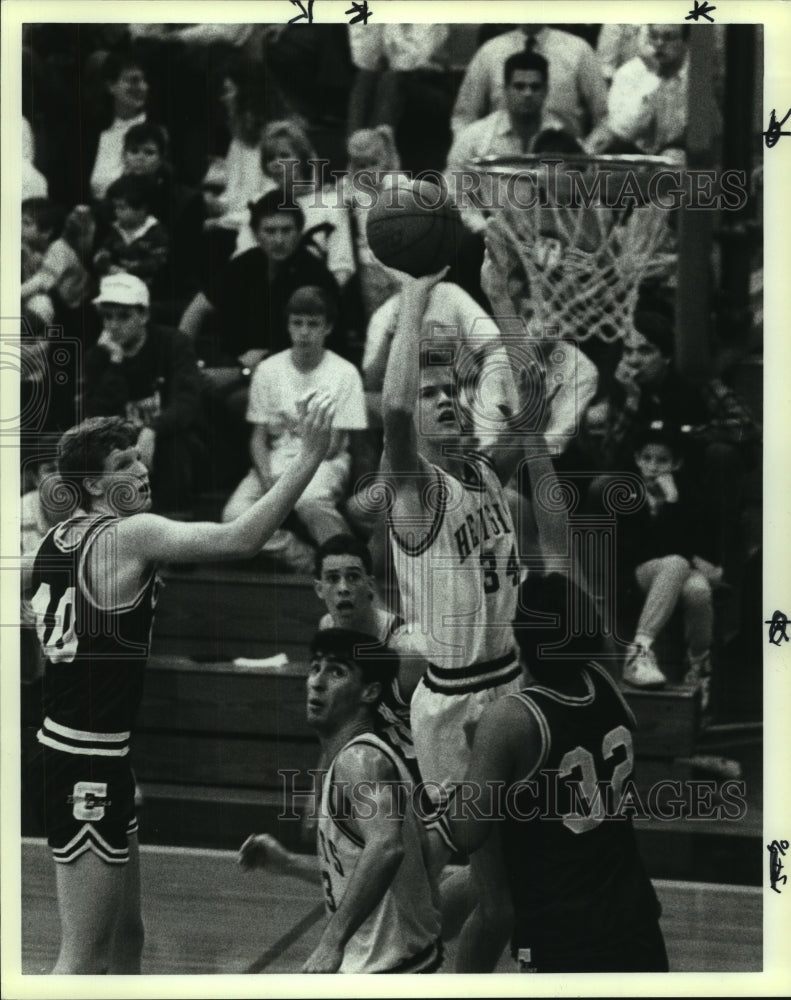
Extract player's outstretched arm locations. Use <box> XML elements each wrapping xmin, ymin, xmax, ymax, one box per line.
<box><xmin>302</xmin><ymin>745</ymin><xmax>406</xmax><ymax>974</ymax></box>
<box><xmin>238</xmin><ymin>833</ymin><xmax>321</xmax><ymax>884</ymax></box>
<box><xmin>380</xmin><ymin>267</ymin><xmax>449</xmax><ymax>479</ymax></box>
<box><xmin>119</xmin><ymin>391</ymin><xmax>335</xmax><ymax>566</ymax></box>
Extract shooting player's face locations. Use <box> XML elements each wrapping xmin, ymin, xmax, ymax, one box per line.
<box><xmin>88</xmin><ymin>445</ymin><xmax>152</xmax><ymax>515</ymax></box>
<box><xmin>315</xmin><ymin>555</ymin><xmax>375</xmax><ymax>628</ymax></box>
<box><xmin>306</xmin><ymin>653</ymin><xmax>377</xmax><ymax>732</ymax></box>
<box><xmin>418</xmin><ymin>365</ymin><xmax>461</xmax><ymax>438</ymax></box>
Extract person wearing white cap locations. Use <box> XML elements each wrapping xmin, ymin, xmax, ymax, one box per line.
<box><xmin>82</xmin><ymin>273</ymin><xmax>202</xmax><ymax>514</ymax></box>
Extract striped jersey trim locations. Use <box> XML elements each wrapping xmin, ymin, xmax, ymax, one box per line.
<box><xmin>507</xmin><ymin>691</ymin><xmax>552</xmax><ymax>779</ymax></box>
<box><xmin>375</xmin><ymin>938</ymin><xmax>444</xmax><ymax>974</ymax></box>
<box><xmin>423</xmin><ymin>650</ymin><xmax>521</xmax><ymax>695</ymax></box>
<box><xmin>324</xmin><ymin>734</ymin><xmax>407</xmax><ymax>848</ymax></box>
<box><xmin>77</xmin><ymin>517</ymin><xmax>157</xmax><ymax>614</ymax></box>
<box><xmin>527</xmin><ymin>668</ymin><xmax>596</xmax><ymax>706</ymax></box>
<box><xmin>37</xmin><ymin>717</ymin><xmax>131</xmax><ymax>756</ymax></box>
<box><xmin>588</xmin><ymin>659</ymin><xmax>639</xmax><ymax>729</ymax></box>
<box><xmin>52</xmin><ymin>823</ymin><xmax>130</xmax><ymax>865</ymax></box>
<box><xmin>387</xmin><ymin>468</ymin><xmax>449</xmax><ymax>557</ymax></box>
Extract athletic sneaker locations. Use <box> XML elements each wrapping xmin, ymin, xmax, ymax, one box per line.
<box><xmin>623</xmin><ymin>643</ymin><xmax>667</xmax><ymax>689</ymax></box>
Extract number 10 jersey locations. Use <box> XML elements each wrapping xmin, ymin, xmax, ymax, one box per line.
<box><xmin>30</xmin><ymin>512</ymin><xmax>159</xmax><ymax>753</ymax></box>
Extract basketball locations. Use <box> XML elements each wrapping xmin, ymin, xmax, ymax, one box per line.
<box><xmin>366</xmin><ymin>179</ymin><xmax>458</xmax><ymax>277</ymax></box>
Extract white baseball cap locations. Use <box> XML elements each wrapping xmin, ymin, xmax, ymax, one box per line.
<box><xmin>92</xmin><ymin>273</ymin><xmax>150</xmax><ymax>308</ymax></box>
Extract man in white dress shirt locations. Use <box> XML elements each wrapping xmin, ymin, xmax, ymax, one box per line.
<box><xmin>451</xmin><ymin>25</ymin><xmax>607</xmax><ymax>142</ymax></box>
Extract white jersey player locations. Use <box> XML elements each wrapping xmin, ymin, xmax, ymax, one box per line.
<box><xmin>239</xmin><ymin>628</ymin><xmax>442</xmax><ymax>974</ymax></box>
<box><xmin>380</xmin><ymin>267</ymin><xmax>527</xmax><ymax>793</ymax></box>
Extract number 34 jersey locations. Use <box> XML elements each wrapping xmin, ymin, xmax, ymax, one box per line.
<box><xmin>388</xmin><ymin>451</ymin><xmax>519</xmax><ymax>673</ymax></box>
<box><xmin>504</xmin><ymin>662</ymin><xmax>661</xmax><ymax>963</ymax></box>
<box><xmin>30</xmin><ymin>512</ymin><xmax>159</xmax><ymax>751</ymax></box>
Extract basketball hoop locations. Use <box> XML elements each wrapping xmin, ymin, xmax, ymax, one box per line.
<box><xmin>469</xmin><ymin>153</ymin><xmax>679</xmax><ymax>343</ymax></box>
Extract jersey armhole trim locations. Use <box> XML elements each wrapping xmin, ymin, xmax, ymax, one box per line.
<box><xmin>587</xmin><ymin>659</ymin><xmax>639</xmax><ymax>729</ymax></box>
<box><xmin>387</xmin><ymin>467</ymin><xmax>448</xmax><ymax>557</ymax></box>
<box><xmin>326</xmin><ymin>735</ymin><xmax>406</xmax><ymax>848</ymax></box>
<box><xmin>508</xmin><ymin>692</ymin><xmax>551</xmax><ymax>780</ymax></box>
<box><xmin>78</xmin><ymin>518</ymin><xmax>155</xmax><ymax>614</ymax></box>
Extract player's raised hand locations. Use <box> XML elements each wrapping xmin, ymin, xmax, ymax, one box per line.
<box><xmin>481</xmin><ymin>221</ymin><xmax>513</xmax><ymax>306</ymax></box>
<box><xmin>400</xmin><ymin>264</ymin><xmax>450</xmax><ymax>302</ymax></box>
<box><xmin>238</xmin><ymin>833</ymin><xmax>292</xmax><ymax>872</ymax></box>
<box><xmin>297</xmin><ymin>390</ymin><xmax>336</xmax><ymax>462</ymax></box>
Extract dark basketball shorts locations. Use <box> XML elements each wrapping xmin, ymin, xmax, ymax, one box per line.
<box><xmin>30</xmin><ymin>745</ymin><xmax>138</xmax><ymax>864</ymax></box>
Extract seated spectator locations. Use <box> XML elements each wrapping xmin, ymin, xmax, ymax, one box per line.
<box><xmin>445</xmin><ymin>50</ymin><xmax>580</xmax><ymax>234</ymax></box>
<box><xmin>89</xmin><ymin>50</ymin><xmax>151</xmax><ymax>199</ymax></box>
<box><xmin>451</xmin><ymin>24</ymin><xmax>607</xmax><ymax>143</ymax></box>
<box><xmin>21</xmin><ymin>200</ymin><xmax>96</xmax><ymax>338</ymax></box>
<box><xmin>234</xmin><ymin>118</ymin><xmax>355</xmax><ymax>289</ymax></box>
<box><xmin>346</xmin><ymin>23</ymin><xmax>459</xmax><ymax>174</ymax></box>
<box><xmin>587</xmin><ymin>25</ymin><xmax>699</xmax><ymax>157</ymax></box>
<box><xmin>591</xmin><ymin>306</ymin><xmax>760</xmax><ymax>582</ymax></box>
<box><xmin>222</xmin><ymin>286</ymin><xmax>367</xmax><ymax>572</ymax></box>
<box><xmin>207</xmin><ymin>72</ymin><xmax>270</xmax><ymax>234</ymax></box>
<box><xmin>179</xmin><ymin>190</ymin><xmax>341</xmax><ymax>368</ymax></box>
<box><xmin>94</xmin><ymin>173</ymin><xmax>169</xmax><ymax>293</ymax></box>
<box><xmin>594</xmin><ymin>24</ymin><xmax>647</xmax><ymax>84</ymax></box>
<box><xmin>616</xmin><ymin>422</ymin><xmax>721</xmax><ymax>707</ymax></box>
<box><xmin>81</xmin><ymin>273</ymin><xmax>204</xmax><ymax>515</ymax></box>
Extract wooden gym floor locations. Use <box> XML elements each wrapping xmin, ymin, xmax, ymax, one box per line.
<box><xmin>17</xmin><ymin>838</ymin><xmax>761</xmax><ymax>975</ymax></box>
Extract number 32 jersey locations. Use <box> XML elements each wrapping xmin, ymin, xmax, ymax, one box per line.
<box><xmin>504</xmin><ymin>662</ymin><xmax>661</xmax><ymax>965</ymax></box>
<box><xmin>30</xmin><ymin>512</ymin><xmax>159</xmax><ymax>751</ymax></box>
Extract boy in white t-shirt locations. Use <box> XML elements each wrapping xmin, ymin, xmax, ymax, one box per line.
<box><xmin>223</xmin><ymin>286</ymin><xmax>368</xmax><ymax>570</ymax></box>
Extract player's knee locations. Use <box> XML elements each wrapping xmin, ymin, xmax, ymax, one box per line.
<box><xmin>681</xmin><ymin>571</ymin><xmax>712</xmax><ymax>605</ymax></box>
<box><xmin>657</xmin><ymin>554</ymin><xmax>691</xmax><ymax>579</ymax></box>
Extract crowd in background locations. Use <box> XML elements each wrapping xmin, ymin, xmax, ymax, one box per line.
<box><xmin>19</xmin><ymin>21</ymin><xmax>763</xmax><ymax>697</ymax></box>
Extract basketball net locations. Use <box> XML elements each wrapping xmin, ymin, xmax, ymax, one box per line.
<box><xmin>470</xmin><ymin>154</ymin><xmax>678</xmax><ymax>343</ymax></box>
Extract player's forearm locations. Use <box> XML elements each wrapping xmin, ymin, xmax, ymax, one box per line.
<box><xmin>319</xmin><ymin>840</ymin><xmax>405</xmax><ymax>951</ymax></box>
<box><xmin>381</xmin><ymin>285</ymin><xmax>431</xmax><ymax>417</ymax></box>
<box><xmin>250</xmin><ymin>427</ymin><xmax>272</xmax><ymax>483</ymax></box>
<box><xmin>223</xmin><ymin>443</ymin><xmax>327</xmax><ymax>556</ymax></box>
<box><xmin>522</xmin><ymin>450</ymin><xmax>568</xmax><ymax>562</ymax></box>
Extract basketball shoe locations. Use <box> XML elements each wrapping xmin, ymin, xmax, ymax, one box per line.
<box><xmin>623</xmin><ymin>642</ymin><xmax>667</xmax><ymax>689</ymax></box>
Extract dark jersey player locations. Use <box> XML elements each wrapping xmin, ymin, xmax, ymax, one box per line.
<box><xmin>445</xmin><ymin>572</ymin><xmax>669</xmax><ymax>973</ymax></box>
<box><xmin>23</xmin><ymin>399</ymin><xmax>334</xmax><ymax>974</ymax></box>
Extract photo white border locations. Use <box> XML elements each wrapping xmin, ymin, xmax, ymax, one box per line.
<box><xmin>2</xmin><ymin>1</ymin><xmax>789</xmax><ymax>997</ymax></box>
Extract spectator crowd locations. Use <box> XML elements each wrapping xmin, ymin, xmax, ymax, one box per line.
<box><xmin>19</xmin><ymin>20</ymin><xmax>761</xmax><ymax>695</ymax></box>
